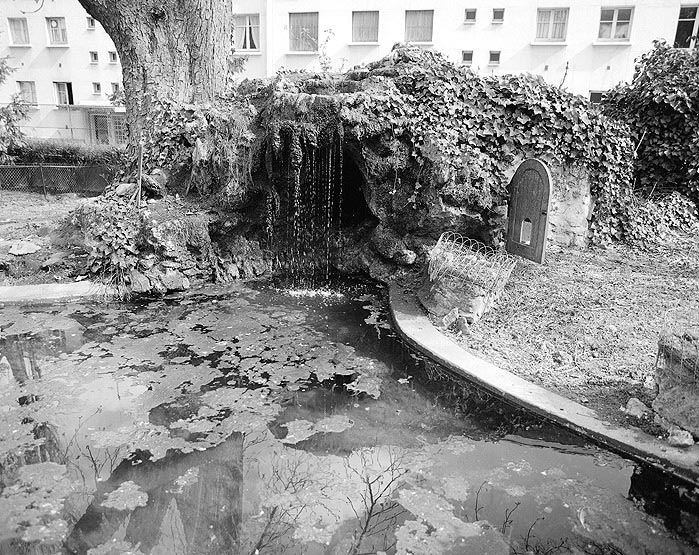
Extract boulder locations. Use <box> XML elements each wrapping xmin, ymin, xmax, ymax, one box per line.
<box><xmin>654</xmin><ymin>327</ymin><xmax>699</xmax><ymax>437</ymax></box>
<box><xmin>418</xmin><ymin>277</ymin><xmax>487</xmax><ymax>324</ymax></box>
<box><xmin>622</xmin><ymin>397</ymin><xmax>650</xmax><ymax>419</ymax></box>
<box><xmin>9</xmin><ymin>241</ymin><xmax>41</xmax><ymax>256</ymax></box>
<box><xmin>129</xmin><ymin>270</ymin><xmax>152</xmax><ymax>294</ymax></box>
<box><xmin>667</xmin><ymin>426</ymin><xmax>694</xmax><ymax>448</ymax></box>
<box><xmin>41</xmin><ymin>251</ymin><xmax>68</xmax><ymax>269</ymax></box>
<box><xmin>161</xmin><ymin>269</ymin><xmax>190</xmax><ymax>291</ymax></box>
<box><xmin>115</xmin><ymin>182</ymin><xmax>137</xmax><ymax>197</ymax></box>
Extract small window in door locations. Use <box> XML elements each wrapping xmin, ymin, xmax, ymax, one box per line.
<box><xmin>520</xmin><ymin>219</ymin><xmax>532</xmax><ymax>245</ymax></box>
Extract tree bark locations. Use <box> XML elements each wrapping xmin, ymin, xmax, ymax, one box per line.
<box><xmin>77</xmin><ymin>0</ymin><xmax>234</xmax><ymax>153</ymax></box>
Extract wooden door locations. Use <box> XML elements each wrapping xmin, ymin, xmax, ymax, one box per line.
<box><xmin>506</xmin><ymin>159</ymin><xmax>551</xmax><ymax>263</ymax></box>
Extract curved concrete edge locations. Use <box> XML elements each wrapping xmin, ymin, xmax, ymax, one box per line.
<box><xmin>0</xmin><ymin>281</ymin><xmax>114</xmax><ymax>305</ymax></box>
<box><xmin>388</xmin><ymin>284</ymin><xmax>699</xmax><ymax>487</ymax></box>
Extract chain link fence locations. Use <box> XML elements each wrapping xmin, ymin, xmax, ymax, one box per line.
<box><xmin>0</xmin><ymin>164</ymin><xmax>113</xmax><ymax>197</ymax></box>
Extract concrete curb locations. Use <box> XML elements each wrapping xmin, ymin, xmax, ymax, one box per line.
<box><xmin>388</xmin><ymin>284</ymin><xmax>699</xmax><ymax>487</ymax></box>
<box><xmin>0</xmin><ymin>281</ymin><xmax>113</xmax><ymax>305</ymax></box>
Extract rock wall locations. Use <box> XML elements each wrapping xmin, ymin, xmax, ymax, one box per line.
<box><xmin>502</xmin><ymin>158</ymin><xmax>591</xmax><ymax>249</ymax></box>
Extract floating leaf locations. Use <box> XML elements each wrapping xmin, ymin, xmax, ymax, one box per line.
<box><xmin>102</xmin><ymin>481</ymin><xmax>148</xmax><ymax>511</ymax></box>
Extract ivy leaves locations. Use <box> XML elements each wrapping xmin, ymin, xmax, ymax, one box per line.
<box><xmin>343</xmin><ymin>46</ymin><xmax>635</xmax><ymax>242</ymax></box>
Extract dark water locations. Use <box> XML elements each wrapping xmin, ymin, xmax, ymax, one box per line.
<box><xmin>0</xmin><ymin>282</ymin><xmax>697</xmax><ymax>555</ymax></box>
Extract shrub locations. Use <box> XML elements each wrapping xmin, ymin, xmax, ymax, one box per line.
<box><xmin>604</xmin><ymin>40</ymin><xmax>699</xmax><ymax>202</ymax></box>
<box><xmin>0</xmin><ymin>56</ymin><xmax>28</xmax><ymax>163</ymax></box>
<box><xmin>67</xmin><ymin>197</ymin><xmax>146</xmax><ymax>296</ymax></box>
<box><xmin>9</xmin><ymin>138</ymin><xmax>127</xmax><ymax>172</ymax></box>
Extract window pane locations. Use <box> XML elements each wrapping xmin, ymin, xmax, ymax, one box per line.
<box><xmin>405</xmin><ymin>10</ymin><xmax>433</xmax><ymax>42</ymax></box>
<box><xmin>17</xmin><ymin>81</ymin><xmax>36</xmax><ymax>104</ymax></box>
<box><xmin>552</xmin><ymin>9</ymin><xmax>568</xmax><ymax>40</ymax></box>
<box><xmin>600</xmin><ymin>9</ymin><xmax>615</xmax><ymax>22</ymax></box>
<box><xmin>235</xmin><ymin>14</ymin><xmax>260</xmax><ymax>50</ymax></box>
<box><xmin>47</xmin><ymin>17</ymin><xmax>68</xmax><ymax>44</ymax></box>
<box><xmin>465</xmin><ymin>9</ymin><xmax>476</xmax><ymax>21</ymax></box>
<box><xmin>352</xmin><ymin>11</ymin><xmax>378</xmax><ymax>42</ymax></box>
<box><xmin>9</xmin><ymin>18</ymin><xmax>30</xmax><ymax>44</ymax></box>
<box><xmin>536</xmin><ymin>10</ymin><xmax>551</xmax><ymax>39</ymax></box>
<box><xmin>674</xmin><ymin>20</ymin><xmax>696</xmax><ymax>47</ymax></box>
<box><xmin>598</xmin><ymin>21</ymin><xmax>612</xmax><ymax>38</ymax></box>
<box><xmin>589</xmin><ymin>92</ymin><xmax>603</xmax><ymax>103</ymax></box>
<box><xmin>462</xmin><ymin>50</ymin><xmax>473</xmax><ymax>63</ymax></box>
<box><xmin>614</xmin><ymin>21</ymin><xmax>630</xmax><ymax>39</ymax></box>
<box><xmin>489</xmin><ymin>51</ymin><xmax>500</xmax><ymax>63</ymax></box>
<box><xmin>289</xmin><ymin>12</ymin><xmax>318</xmax><ymax>51</ymax></box>
<box><xmin>493</xmin><ymin>8</ymin><xmax>505</xmax><ymax>21</ymax></box>
<box><xmin>679</xmin><ymin>6</ymin><xmax>698</xmax><ymax>19</ymax></box>
<box><xmin>617</xmin><ymin>8</ymin><xmax>632</xmax><ymax>22</ymax></box>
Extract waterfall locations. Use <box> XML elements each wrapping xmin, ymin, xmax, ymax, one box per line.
<box><xmin>269</xmin><ymin>130</ymin><xmax>344</xmax><ymax>288</ymax></box>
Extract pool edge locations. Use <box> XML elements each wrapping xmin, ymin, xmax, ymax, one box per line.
<box><xmin>0</xmin><ymin>282</ymin><xmax>114</xmax><ymax>305</ymax></box>
<box><xmin>388</xmin><ymin>284</ymin><xmax>699</xmax><ymax>487</ymax></box>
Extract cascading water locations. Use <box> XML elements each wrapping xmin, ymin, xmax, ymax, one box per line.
<box><xmin>269</xmin><ymin>130</ymin><xmax>344</xmax><ymax>289</ymax></box>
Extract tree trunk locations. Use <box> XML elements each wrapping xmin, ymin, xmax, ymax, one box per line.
<box><xmin>77</xmin><ymin>0</ymin><xmax>234</xmax><ymax>154</ymax></box>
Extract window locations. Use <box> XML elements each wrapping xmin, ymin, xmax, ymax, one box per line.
<box><xmin>108</xmin><ymin>51</ymin><xmax>118</xmax><ymax>63</ymax></box>
<box><xmin>289</xmin><ymin>12</ymin><xmax>318</xmax><ymax>51</ymax></box>
<box><xmin>86</xmin><ymin>16</ymin><xmax>95</xmax><ymax>29</ymax></box>
<box><xmin>46</xmin><ymin>17</ymin><xmax>68</xmax><ymax>44</ymax></box>
<box><xmin>111</xmin><ymin>82</ymin><xmax>120</xmax><ymax>94</ymax></box>
<box><xmin>92</xmin><ymin>82</ymin><xmax>102</xmax><ymax>94</ymax></box>
<box><xmin>234</xmin><ymin>14</ymin><xmax>260</xmax><ymax>50</ymax></box>
<box><xmin>674</xmin><ymin>6</ymin><xmax>698</xmax><ymax>48</ymax></box>
<box><xmin>492</xmin><ymin>8</ymin><xmax>505</xmax><ymax>23</ymax></box>
<box><xmin>17</xmin><ymin>81</ymin><xmax>37</xmax><ymax>104</ymax></box>
<box><xmin>54</xmin><ymin>82</ymin><xmax>73</xmax><ymax>105</ymax></box>
<box><xmin>352</xmin><ymin>11</ymin><xmax>379</xmax><ymax>42</ymax></box>
<box><xmin>489</xmin><ymin>50</ymin><xmax>501</xmax><ymax>65</ymax></box>
<box><xmin>598</xmin><ymin>8</ymin><xmax>633</xmax><ymax>40</ymax></box>
<box><xmin>113</xmin><ymin>115</ymin><xmax>127</xmax><ymax>144</ymax></box>
<box><xmin>90</xmin><ymin>51</ymin><xmax>99</xmax><ymax>63</ymax></box>
<box><xmin>405</xmin><ymin>10</ymin><xmax>433</xmax><ymax>42</ymax></box>
<box><xmin>8</xmin><ymin>18</ymin><xmax>30</xmax><ymax>45</ymax></box>
<box><xmin>464</xmin><ymin>9</ymin><xmax>477</xmax><ymax>23</ymax></box>
<box><xmin>461</xmin><ymin>50</ymin><xmax>474</xmax><ymax>65</ymax></box>
<box><xmin>589</xmin><ymin>91</ymin><xmax>604</xmax><ymax>103</ymax></box>
<box><xmin>536</xmin><ymin>8</ymin><xmax>568</xmax><ymax>40</ymax></box>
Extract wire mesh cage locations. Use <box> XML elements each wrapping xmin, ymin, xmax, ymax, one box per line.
<box><xmin>426</xmin><ymin>232</ymin><xmax>517</xmax><ymax>320</ymax></box>
<box><xmin>656</xmin><ymin>307</ymin><xmax>699</xmax><ymax>393</ymax></box>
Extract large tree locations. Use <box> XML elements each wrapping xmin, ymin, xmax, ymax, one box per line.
<box><xmin>77</xmin><ymin>0</ymin><xmax>234</xmax><ymax>151</ymax></box>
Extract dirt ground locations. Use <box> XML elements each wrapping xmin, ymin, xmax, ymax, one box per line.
<box><xmin>441</xmin><ymin>234</ymin><xmax>699</xmax><ymax>430</ymax></box>
<box><xmin>0</xmin><ymin>190</ymin><xmax>89</xmax><ymax>286</ymax></box>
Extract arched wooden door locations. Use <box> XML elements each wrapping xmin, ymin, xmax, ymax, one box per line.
<box><xmin>505</xmin><ymin>159</ymin><xmax>551</xmax><ymax>263</ymax></box>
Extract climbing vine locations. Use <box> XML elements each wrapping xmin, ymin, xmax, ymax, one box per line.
<box><xmin>342</xmin><ymin>47</ymin><xmax>636</xmax><ymax>244</ymax></box>
<box><xmin>604</xmin><ymin>40</ymin><xmax>699</xmax><ymax>202</ymax></box>
<box><xmin>140</xmin><ymin>97</ymin><xmax>257</xmax><ymax>202</ymax></box>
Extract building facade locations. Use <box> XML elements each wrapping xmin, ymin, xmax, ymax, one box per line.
<box><xmin>1</xmin><ymin>0</ymin><xmax>697</xmax><ymax>145</ymax></box>
<box><xmin>0</xmin><ymin>0</ymin><xmax>125</xmax><ymax>145</ymax></box>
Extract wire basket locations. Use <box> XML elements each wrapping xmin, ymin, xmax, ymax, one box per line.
<box><xmin>427</xmin><ymin>232</ymin><xmax>517</xmax><ymax>308</ymax></box>
<box><xmin>656</xmin><ymin>307</ymin><xmax>699</xmax><ymax>393</ymax></box>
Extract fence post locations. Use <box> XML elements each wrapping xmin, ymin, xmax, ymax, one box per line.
<box><xmin>137</xmin><ymin>141</ymin><xmax>144</xmax><ymax>209</ymax></box>
<box><xmin>39</xmin><ymin>163</ymin><xmax>48</xmax><ymax>200</ymax></box>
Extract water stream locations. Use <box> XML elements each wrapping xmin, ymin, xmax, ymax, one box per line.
<box><xmin>0</xmin><ymin>282</ymin><xmax>697</xmax><ymax>554</ymax></box>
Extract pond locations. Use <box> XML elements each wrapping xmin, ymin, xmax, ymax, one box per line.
<box><xmin>0</xmin><ymin>282</ymin><xmax>697</xmax><ymax>555</ymax></box>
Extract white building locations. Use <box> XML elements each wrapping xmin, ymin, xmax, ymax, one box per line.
<box><xmin>235</xmin><ymin>0</ymin><xmax>695</xmax><ymax>99</ymax></box>
<box><xmin>1</xmin><ymin>0</ymin><xmax>697</xmax><ymax>144</ymax></box>
<box><xmin>0</xmin><ymin>0</ymin><xmax>125</xmax><ymax>145</ymax></box>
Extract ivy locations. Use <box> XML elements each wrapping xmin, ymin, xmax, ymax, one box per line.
<box><xmin>604</xmin><ymin>40</ymin><xmax>699</xmax><ymax>202</ymax></box>
<box><xmin>68</xmin><ymin>198</ymin><xmax>146</xmax><ymax>296</ymax></box>
<box><xmin>140</xmin><ymin>97</ymin><xmax>256</xmax><ymax>202</ymax></box>
<box><xmin>342</xmin><ymin>47</ymin><xmax>636</xmax><ymax>245</ymax></box>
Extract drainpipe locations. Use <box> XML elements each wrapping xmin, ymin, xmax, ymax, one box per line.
<box><xmin>265</xmin><ymin>0</ymin><xmax>274</xmax><ymax>77</ymax></box>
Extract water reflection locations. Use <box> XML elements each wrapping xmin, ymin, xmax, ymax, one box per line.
<box><xmin>0</xmin><ymin>284</ymin><xmax>696</xmax><ymax>555</ymax></box>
